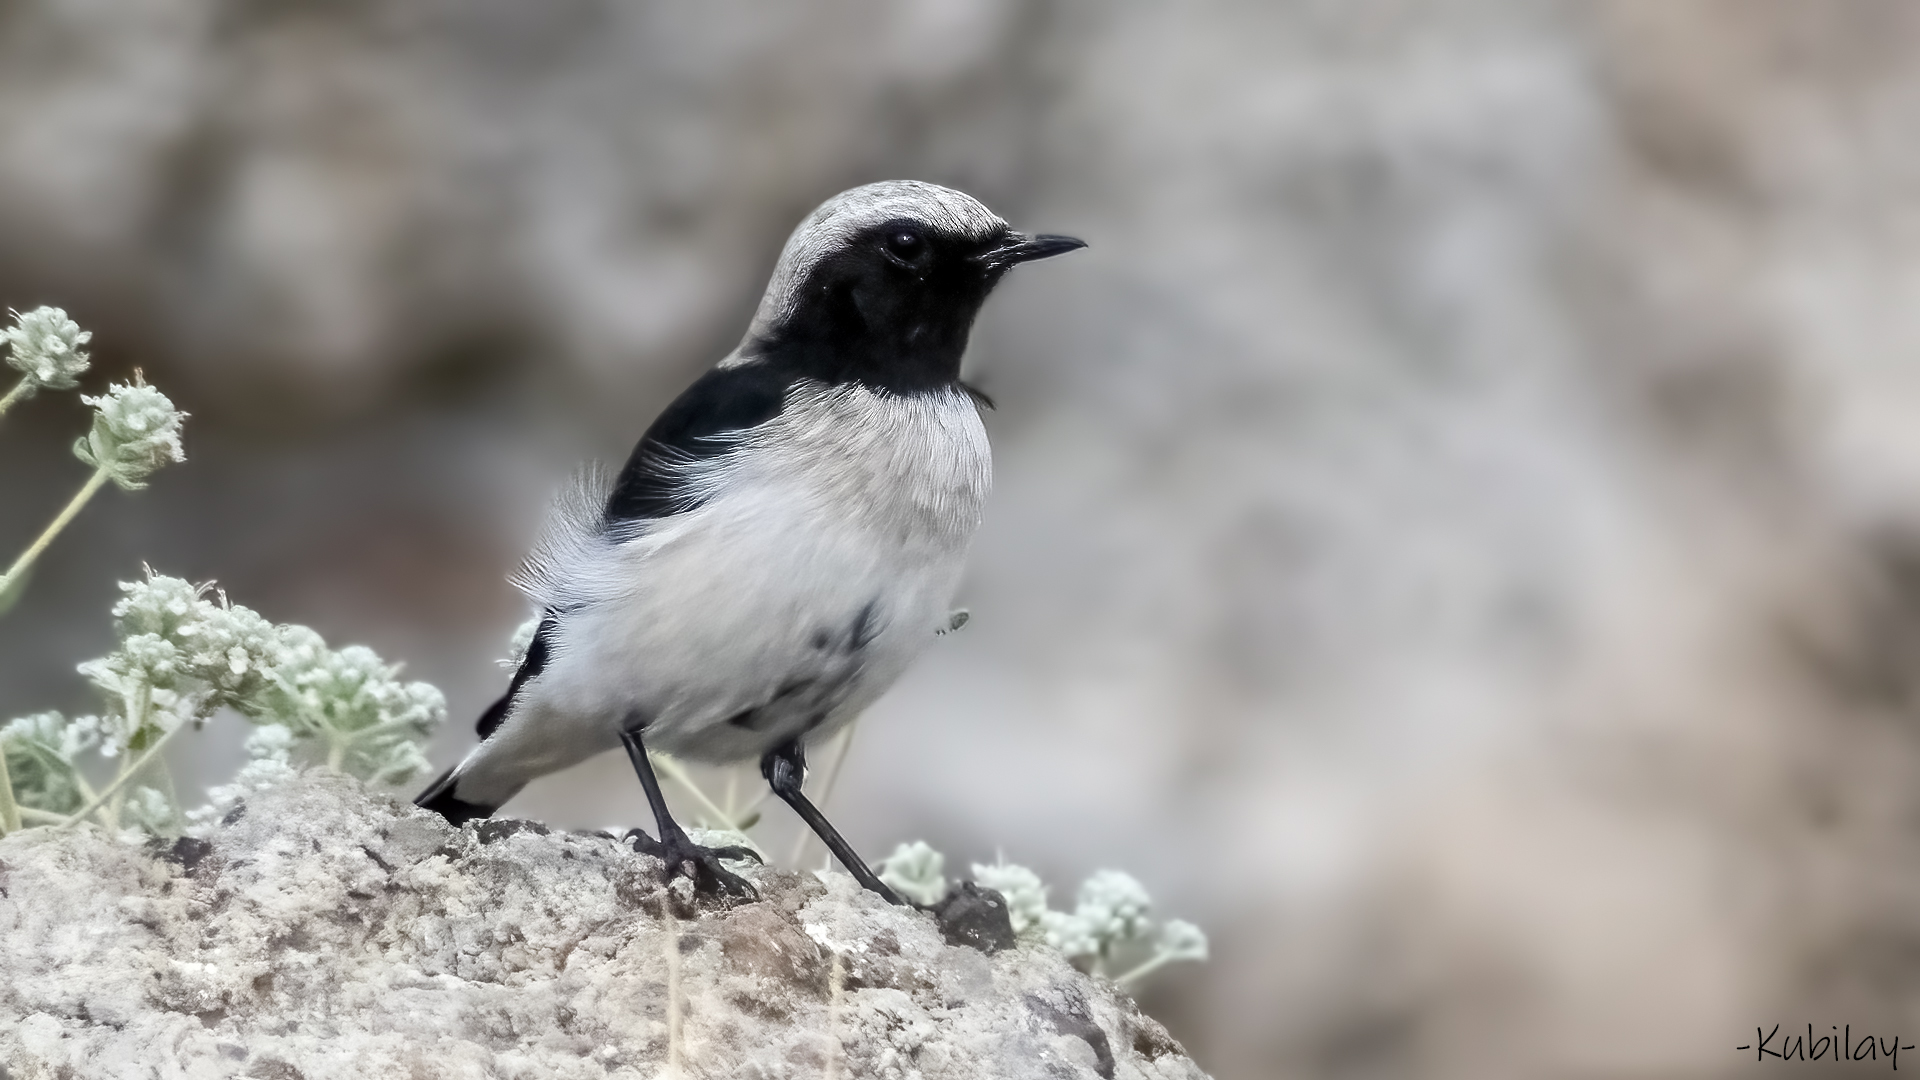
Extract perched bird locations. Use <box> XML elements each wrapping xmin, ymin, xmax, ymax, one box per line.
<box><xmin>416</xmin><ymin>180</ymin><xmax>1083</xmax><ymax>901</ymax></box>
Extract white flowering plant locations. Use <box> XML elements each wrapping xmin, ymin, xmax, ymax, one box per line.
<box><xmin>0</xmin><ymin>306</ymin><xmax>444</xmax><ymax>838</ymax></box>
<box><xmin>877</xmin><ymin>840</ymin><xmax>949</xmax><ymax>907</ymax></box>
<box><xmin>1</xmin><ymin>570</ymin><xmax>446</xmax><ymax>836</ymax></box>
<box><xmin>73</xmin><ymin>376</ymin><xmax>187</xmax><ymax>490</ymax></box>
<box><xmin>0</xmin><ymin>305</ymin><xmax>91</xmax><ymax>414</ymax></box>
<box><xmin>876</xmin><ymin>840</ymin><xmax>1208</xmax><ymax>987</ymax></box>
<box><xmin>0</xmin><ymin>315</ymin><xmax>187</xmax><ymax>607</ymax></box>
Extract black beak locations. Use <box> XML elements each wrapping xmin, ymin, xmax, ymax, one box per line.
<box><xmin>976</xmin><ymin>232</ymin><xmax>1087</xmax><ymax>272</ymax></box>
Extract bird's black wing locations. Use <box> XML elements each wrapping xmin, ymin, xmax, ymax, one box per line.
<box><xmin>475</xmin><ymin>613</ymin><xmax>557</xmax><ymax>740</ymax></box>
<box><xmin>604</xmin><ymin>358</ymin><xmax>796</xmax><ymax>525</ymax></box>
<box><xmin>473</xmin><ymin>360</ymin><xmax>794</xmax><ymax>746</ymax></box>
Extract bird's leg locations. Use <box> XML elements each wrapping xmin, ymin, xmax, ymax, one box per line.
<box><xmin>762</xmin><ymin>738</ymin><xmax>905</xmax><ymax>906</ymax></box>
<box><xmin>620</xmin><ymin>727</ymin><xmax>759</xmax><ymax>899</ymax></box>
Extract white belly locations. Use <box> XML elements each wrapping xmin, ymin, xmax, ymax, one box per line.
<box><xmin>455</xmin><ymin>382</ymin><xmax>990</xmax><ymax>804</ymax></box>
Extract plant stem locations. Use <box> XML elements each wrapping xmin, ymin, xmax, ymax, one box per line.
<box><xmin>0</xmin><ymin>744</ymin><xmax>19</xmax><ymax>834</ymax></box>
<box><xmin>1</xmin><ymin>467</ymin><xmax>110</xmax><ymax>600</ymax></box>
<box><xmin>157</xmin><ymin>760</ymin><xmax>183</xmax><ymax>833</ymax></box>
<box><xmin>0</xmin><ymin>377</ymin><xmax>31</xmax><ymax>421</ymax></box>
<box><xmin>739</xmin><ymin>784</ymin><xmax>775</xmax><ymax>819</ymax></box>
<box><xmin>335</xmin><ymin>717</ymin><xmax>426</xmax><ymax>746</ymax></box>
<box><xmin>69</xmin><ymin>761</ymin><xmax>98</xmax><ymax>806</ymax></box>
<box><xmin>10</xmin><ymin>739</ymin><xmax>98</xmax><ymax>809</ymax></box>
<box><xmin>100</xmin><ymin>733</ymin><xmax>130</xmax><ymax>831</ymax></box>
<box><xmin>59</xmin><ymin>722</ymin><xmax>184</xmax><ymax>829</ymax></box>
<box><xmin>648</xmin><ymin>750</ymin><xmax>747</xmax><ymax>835</ymax></box>
<box><xmin>17</xmin><ymin>806</ymin><xmax>64</xmax><ymax>824</ymax></box>
<box><xmin>1114</xmin><ymin>952</ymin><xmax>1175</xmax><ymax>988</ymax></box>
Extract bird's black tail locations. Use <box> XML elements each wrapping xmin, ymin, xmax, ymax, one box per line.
<box><xmin>414</xmin><ymin>764</ymin><xmax>500</xmax><ymax>827</ymax></box>
<box><xmin>419</xmin><ymin>620</ymin><xmax>549</xmax><ymax>827</ymax></box>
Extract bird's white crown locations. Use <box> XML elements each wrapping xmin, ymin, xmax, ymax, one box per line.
<box><xmin>746</xmin><ymin>180</ymin><xmax>1008</xmax><ymax>340</ymax></box>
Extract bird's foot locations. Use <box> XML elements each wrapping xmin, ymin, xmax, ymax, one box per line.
<box><xmin>624</xmin><ymin>828</ymin><xmax>762</xmax><ymax>900</ymax></box>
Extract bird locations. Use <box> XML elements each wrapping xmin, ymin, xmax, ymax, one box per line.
<box><xmin>415</xmin><ymin>180</ymin><xmax>1083</xmax><ymax>902</ymax></box>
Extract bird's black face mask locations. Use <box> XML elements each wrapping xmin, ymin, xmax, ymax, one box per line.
<box><xmin>754</xmin><ymin>221</ymin><xmax>1084</xmax><ymax>395</ymax></box>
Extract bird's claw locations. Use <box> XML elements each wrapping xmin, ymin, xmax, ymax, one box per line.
<box><xmin>706</xmin><ymin>844</ymin><xmax>764</xmax><ymax>865</ymax></box>
<box><xmin>623</xmin><ymin>828</ymin><xmax>759</xmax><ymax>899</ymax></box>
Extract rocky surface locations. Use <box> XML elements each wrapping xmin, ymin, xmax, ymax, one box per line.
<box><xmin>0</xmin><ymin>773</ymin><xmax>1204</xmax><ymax>1080</ymax></box>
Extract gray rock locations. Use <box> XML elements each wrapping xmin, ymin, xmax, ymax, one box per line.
<box><xmin>0</xmin><ymin>772</ymin><xmax>1207</xmax><ymax>1080</ymax></box>
<box><xmin>931</xmin><ymin>881</ymin><xmax>1018</xmax><ymax>956</ymax></box>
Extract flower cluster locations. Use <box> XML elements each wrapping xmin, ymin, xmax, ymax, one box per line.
<box><xmin>1009</xmin><ymin>864</ymin><xmax>1207</xmax><ymax>982</ymax></box>
<box><xmin>0</xmin><ymin>309</ymin><xmax>187</xmax><ymax>618</ymax></box>
<box><xmin>248</xmin><ymin>627</ymin><xmax>444</xmax><ymax>784</ymax></box>
<box><xmin>190</xmin><ymin>725</ymin><xmax>299</xmax><ymax>828</ymax></box>
<box><xmin>972</xmin><ymin>861</ymin><xmax>1048</xmax><ymax>935</ymax></box>
<box><xmin>75</xmin><ymin>574</ymin><xmax>275</xmax><ymax>755</ymax></box>
<box><xmin>1055</xmin><ymin>869</ymin><xmax>1154</xmax><ymax>950</ymax></box>
<box><xmin>877</xmin><ymin>840</ymin><xmax>949</xmax><ymax>906</ymax></box>
<box><xmin>1</xmin><ymin>571</ymin><xmax>445</xmax><ymax>834</ymax></box>
<box><xmin>3</xmin><ymin>305</ymin><xmax>91</xmax><ymax>395</ymax></box>
<box><xmin>876</xmin><ymin>841</ymin><xmax>1209</xmax><ymax>986</ymax></box>
<box><xmin>73</xmin><ymin>376</ymin><xmax>187</xmax><ymax>489</ymax></box>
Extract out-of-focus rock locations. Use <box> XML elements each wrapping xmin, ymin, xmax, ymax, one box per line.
<box><xmin>0</xmin><ymin>0</ymin><xmax>1030</xmax><ymax>417</ymax></box>
<box><xmin>0</xmin><ymin>771</ymin><xmax>1205</xmax><ymax>1080</ymax></box>
<box><xmin>9</xmin><ymin>2</ymin><xmax>1920</xmax><ymax>1078</ymax></box>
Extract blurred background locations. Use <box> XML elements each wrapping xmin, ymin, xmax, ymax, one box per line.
<box><xmin>5</xmin><ymin>0</ymin><xmax>1920</xmax><ymax>1075</ymax></box>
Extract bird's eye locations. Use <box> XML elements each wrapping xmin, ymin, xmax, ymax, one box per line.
<box><xmin>884</xmin><ymin>229</ymin><xmax>927</xmax><ymax>266</ymax></box>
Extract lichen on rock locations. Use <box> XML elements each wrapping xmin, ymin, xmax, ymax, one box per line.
<box><xmin>0</xmin><ymin>772</ymin><xmax>1207</xmax><ymax>1079</ymax></box>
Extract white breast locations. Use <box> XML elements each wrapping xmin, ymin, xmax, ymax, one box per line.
<box><xmin>484</xmin><ymin>381</ymin><xmax>992</xmax><ymax>785</ymax></box>
<box><xmin>718</xmin><ymin>380</ymin><xmax>993</xmax><ymax>555</ymax></box>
